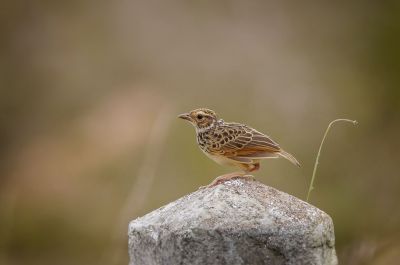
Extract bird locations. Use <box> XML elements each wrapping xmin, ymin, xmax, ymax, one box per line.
<box><xmin>178</xmin><ymin>108</ymin><xmax>300</xmax><ymax>187</ymax></box>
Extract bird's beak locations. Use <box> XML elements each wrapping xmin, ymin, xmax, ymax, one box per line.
<box><xmin>178</xmin><ymin>113</ymin><xmax>192</xmax><ymax>122</ymax></box>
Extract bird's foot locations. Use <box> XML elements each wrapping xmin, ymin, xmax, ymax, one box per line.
<box><xmin>198</xmin><ymin>172</ymin><xmax>255</xmax><ymax>189</ymax></box>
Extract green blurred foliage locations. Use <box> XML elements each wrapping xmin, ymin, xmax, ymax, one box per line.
<box><xmin>1</xmin><ymin>1</ymin><xmax>400</xmax><ymax>265</ymax></box>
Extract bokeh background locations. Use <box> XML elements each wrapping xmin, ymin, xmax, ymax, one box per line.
<box><xmin>1</xmin><ymin>1</ymin><xmax>400</xmax><ymax>264</ymax></box>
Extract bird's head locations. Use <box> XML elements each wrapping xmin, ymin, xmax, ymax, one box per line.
<box><xmin>178</xmin><ymin>108</ymin><xmax>218</xmax><ymax>131</ymax></box>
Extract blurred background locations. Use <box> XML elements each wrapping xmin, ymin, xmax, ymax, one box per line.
<box><xmin>1</xmin><ymin>1</ymin><xmax>400</xmax><ymax>264</ymax></box>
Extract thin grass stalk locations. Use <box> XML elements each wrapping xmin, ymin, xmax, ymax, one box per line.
<box><xmin>306</xmin><ymin>119</ymin><xmax>357</xmax><ymax>202</ymax></box>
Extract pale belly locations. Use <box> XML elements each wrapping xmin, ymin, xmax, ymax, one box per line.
<box><xmin>203</xmin><ymin>150</ymin><xmax>237</xmax><ymax>167</ymax></box>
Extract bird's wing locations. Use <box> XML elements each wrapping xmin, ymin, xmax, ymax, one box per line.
<box><xmin>209</xmin><ymin>123</ymin><xmax>281</xmax><ymax>159</ymax></box>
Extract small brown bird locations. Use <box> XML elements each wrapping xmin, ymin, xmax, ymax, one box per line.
<box><xmin>179</xmin><ymin>108</ymin><xmax>300</xmax><ymax>187</ymax></box>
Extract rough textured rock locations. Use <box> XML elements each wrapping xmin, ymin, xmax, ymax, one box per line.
<box><xmin>128</xmin><ymin>179</ymin><xmax>337</xmax><ymax>265</ymax></box>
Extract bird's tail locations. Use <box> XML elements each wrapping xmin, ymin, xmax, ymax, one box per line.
<box><xmin>279</xmin><ymin>149</ymin><xmax>301</xmax><ymax>167</ymax></box>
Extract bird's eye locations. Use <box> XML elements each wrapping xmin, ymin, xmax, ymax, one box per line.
<box><xmin>197</xmin><ymin>114</ymin><xmax>203</xmax><ymax>120</ymax></box>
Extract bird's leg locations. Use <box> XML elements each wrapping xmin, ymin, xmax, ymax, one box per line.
<box><xmin>248</xmin><ymin>163</ymin><xmax>260</xmax><ymax>172</ymax></box>
<box><xmin>240</xmin><ymin>162</ymin><xmax>259</xmax><ymax>177</ymax></box>
<box><xmin>199</xmin><ymin>171</ymin><xmax>255</xmax><ymax>189</ymax></box>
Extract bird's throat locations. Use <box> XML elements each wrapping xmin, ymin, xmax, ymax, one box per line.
<box><xmin>196</xmin><ymin>121</ymin><xmax>216</xmax><ymax>133</ymax></box>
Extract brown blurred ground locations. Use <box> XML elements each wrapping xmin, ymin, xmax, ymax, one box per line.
<box><xmin>1</xmin><ymin>1</ymin><xmax>400</xmax><ymax>265</ymax></box>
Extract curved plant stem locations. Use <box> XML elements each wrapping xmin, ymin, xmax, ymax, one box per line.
<box><xmin>306</xmin><ymin>119</ymin><xmax>357</xmax><ymax>202</ymax></box>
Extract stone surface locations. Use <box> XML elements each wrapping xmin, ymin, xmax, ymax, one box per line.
<box><xmin>128</xmin><ymin>179</ymin><xmax>337</xmax><ymax>265</ymax></box>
